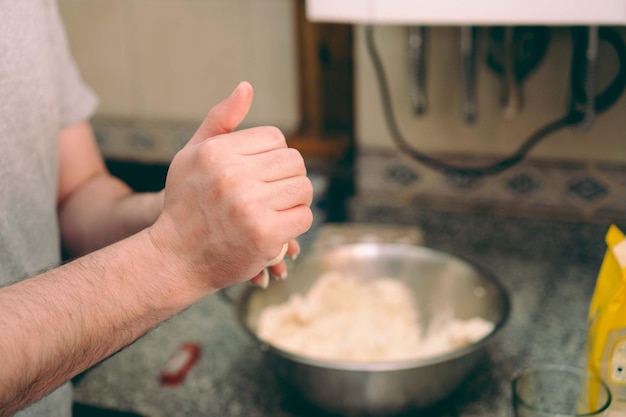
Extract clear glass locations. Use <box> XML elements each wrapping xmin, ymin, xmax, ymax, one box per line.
<box><xmin>512</xmin><ymin>365</ymin><xmax>612</xmax><ymax>417</ymax></box>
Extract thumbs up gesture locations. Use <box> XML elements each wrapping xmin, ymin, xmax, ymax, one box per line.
<box><xmin>148</xmin><ymin>82</ymin><xmax>313</xmax><ymax>298</ymax></box>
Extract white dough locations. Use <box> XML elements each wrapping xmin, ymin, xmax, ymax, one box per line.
<box><xmin>256</xmin><ymin>271</ymin><xmax>494</xmax><ymax>362</ymax></box>
<box><xmin>267</xmin><ymin>243</ymin><xmax>289</xmax><ymax>267</ymax></box>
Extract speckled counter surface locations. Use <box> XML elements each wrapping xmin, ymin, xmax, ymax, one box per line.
<box><xmin>72</xmin><ymin>207</ymin><xmax>626</xmax><ymax>417</ymax></box>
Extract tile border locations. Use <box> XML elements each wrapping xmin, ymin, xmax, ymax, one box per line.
<box><xmin>92</xmin><ymin>116</ymin><xmax>626</xmax><ymax>221</ymax></box>
<box><xmin>92</xmin><ymin>116</ymin><xmax>197</xmax><ymax>164</ymax></box>
<box><xmin>353</xmin><ymin>147</ymin><xmax>626</xmax><ymax>221</ymax></box>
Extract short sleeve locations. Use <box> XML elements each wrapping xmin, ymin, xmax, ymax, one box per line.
<box><xmin>48</xmin><ymin>0</ymin><xmax>99</xmax><ymax>130</ymax></box>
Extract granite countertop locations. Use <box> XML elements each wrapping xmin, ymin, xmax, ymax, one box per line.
<box><xmin>72</xmin><ymin>209</ymin><xmax>625</xmax><ymax>417</ymax></box>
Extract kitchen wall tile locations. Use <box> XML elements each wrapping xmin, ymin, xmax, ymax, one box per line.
<box><xmin>60</xmin><ymin>0</ymin><xmax>300</xmax><ymax>162</ymax></box>
<box><xmin>129</xmin><ymin>0</ymin><xmax>245</xmax><ymax>121</ymax></box>
<box><xmin>352</xmin><ymin>148</ymin><xmax>626</xmax><ymax>221</ymax></box>
<box><xmin>241</xmin><ymin>0</ymin><xmax>299</xmax><ymax>127</ymax></box>
<box><xmin>351</xmin><ymin>24</ymin><xmax>626</xmax><ymax>221</ymax></box>
<box><xmin>129</xmin><ymin>0</ymin><xmax>299</xmax><ymax>132</ymax></box>
<box><xmin>93</xmin><ymin>115</ymin><xmax>626</xmax><ymax>221</ymax></box>
<box><xmin>92</xmin><ymin>116</ymin><xmax>195</xmax><ymax>164</ymax></box>
<box><xmin>355</xmin><ymin>26</ymin><xmax>626</xmax><ymax>164</ymax></box>
<box><xmin>58</xmin><ymin>0</ymin><xmax>136</xmax><ymax>116</ymax></box>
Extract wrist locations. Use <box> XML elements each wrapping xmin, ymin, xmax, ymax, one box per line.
<box><xmin>141</xmin><ymin>220</ymin><xmax>215</xmax><ymax>313</ymax></box>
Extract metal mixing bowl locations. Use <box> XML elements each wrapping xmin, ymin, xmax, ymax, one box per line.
<box><xmin>232</xmin><ymin>243</ymin><xmax>510</xmax><ymax>415</ymax></box>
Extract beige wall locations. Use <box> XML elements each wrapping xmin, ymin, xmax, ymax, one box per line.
<box><xmin>355</xmin><ymin>26</ymin><xmax>626</xmax><ymax>163</ymax></box>
<box><xmin>59</xmin><ymin>3</ymin><xmax>626</xmax><ymax>164</ymax></box>
<box><xmin>58</xmin><ymin>0</ymin><xmax>300</xmax><ymax>133</ymax></box>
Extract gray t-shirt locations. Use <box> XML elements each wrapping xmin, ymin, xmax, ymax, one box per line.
<box><xmin>0</xmin><ymin>1</ymin><xmax>98</xmax><ymax>415</ymax></box>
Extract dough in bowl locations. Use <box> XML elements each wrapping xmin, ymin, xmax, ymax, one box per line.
<box><xmin>256</xmin><ymin>271</ymin><xmax>494</xmax><ymax>362</ymax></box>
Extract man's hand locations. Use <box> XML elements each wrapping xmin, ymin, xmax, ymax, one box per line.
<box><xmin>148</xmin><ymin>82</ymin><xmax>313</xmax><ymax>295</ymax></box>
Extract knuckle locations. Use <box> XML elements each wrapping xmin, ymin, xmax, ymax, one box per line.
<box><xmin>265</xmin><ymin>149</ymin><xmax>284</xmax><ymax>166</ymax></box>
<box><xmin>290</xmin><ymin>207</ymin><xmax>314</xmax><ymax>237</ymax></box>
<box><xmin>303</xmin><ymin>207</ymin><xmax>314</xmax><ymax>229</ymax></box>
<box><xmin>213</xmin><ymin>164</ymin><xmax>239</xmax><ymax>196</ymax></box>
<box><xmin>286</xmin><ymin>146</ymin><xmax>304</xmax><ymax>159</ymax></box>
<box><xmin>248</xmin><ymin>226</ymin><xmax>271</xmax><ymax>254</ymax></box>
<box><xmin>295</xmin><ymin>176</ymin><xmax>314</xmax><ymax>205</ymax></box>
<box><xmin>197</xmin><ymin>141</ymin><xmax>221</xmax><ymax>165</ymax></box>
<box><xmin>289</xmin><ymin>176</ymin><xmax>313</xmax><ymax>200</ymax></box>
<box><xmin>287</xmin><ymin>148</ymin><xmax>306</xmax><ymax>166</ymax></box>
<box><xmin>229</xmin><ymin>188</ymin><xmax>254</xmax><ymax>216</ymax></box>
<box><xmin>301</xmin><ymin>176</ymin><xmax>314</xmax><ymax>195</ymax></box>
<box><xmin>265</xmin><ymin>125</ymin><xmax>284</xmax><ymax>138</ymax></box>
<box><xmin>263</xmin><ymin>126</ymin><xmax>286</xmax><ymax>146</ymax></box>
<box><xmin>231</xmin><ymin>203</ymin><xmax>269</xmax><ymax>247</ymax></box>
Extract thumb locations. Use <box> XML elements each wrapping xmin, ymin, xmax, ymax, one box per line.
<box><xmin>188</xmin><ymin>81</ymin><xmax>254</xmax><ymax>145</ymax></box>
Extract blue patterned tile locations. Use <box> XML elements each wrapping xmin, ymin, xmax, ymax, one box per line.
<box><xmin>130</xmin><ymin>131</ymin><xmax>156</xmax><ymax>151</ymax></box>
<box><xmin>507</xmin><ymin>173</ymin><xmax>541</xmax><ymax>195</ymax></box>
<box><xmin>89</xmin><ymin>118</ymin><xmax>626</xmax><ymax>222</ymax></box>
<box><xmin>385</xmin><ymin>164</ymin><xmax>419</xmax><ymax>186</ymax></box>
<box><xmin>568</xmin><ymin>177</ymin><xmax>609</xmax><ymax>202</ymax></box>
<box><xmin>445</xmin><ymin>171</ymin><xmax>483</xmax><ymax>190</ymax></box>
<box><xmin>355</xmin><ymin>148</ymin><xmax>626</xmax><ymax>221</ymax></box>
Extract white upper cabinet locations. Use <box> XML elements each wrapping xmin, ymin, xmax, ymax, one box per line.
<box><xmin>306</xmin><ymin>0</ymin><xmax>626</xmax><ymax>25</ymax></box>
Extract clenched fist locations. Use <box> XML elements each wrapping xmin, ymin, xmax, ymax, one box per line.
<box><xmin>148</xmin><ymin>82</ymin><xmax>313</xmax><ymax>297</ymax></box>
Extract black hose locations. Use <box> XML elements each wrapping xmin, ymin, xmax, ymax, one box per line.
<box><xmin>364</xmin><ymin>25</ymin><xmax>626</xmax><ymax>177</ymax></box>
<box><xmin>570</xmin><ymin>27</ymin><xmax>626</xmax><ymax>113</ymax></box>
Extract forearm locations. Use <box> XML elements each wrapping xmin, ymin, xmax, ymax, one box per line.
<box><xmin>4</xmin><ymin>82</ymin><xmax>314</xmax><ymax>417</ymax></box>
<box><xmin>59</xmin><ymin>174</ymin><xmax>164</xmax><ymax>257</ymax></box>
<box><xmin>0</xmin><ymin>228</ymin><xmax>202</xmax><ymax>416</ymax></box>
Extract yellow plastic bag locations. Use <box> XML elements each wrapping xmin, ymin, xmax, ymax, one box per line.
<box><xmin>587</xmin><ymin>225</ymin><xmax>626</xmax><ymax>415</ymax></box>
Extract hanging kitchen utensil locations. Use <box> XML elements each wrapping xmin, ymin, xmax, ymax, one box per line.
<box><xmin>486</xmin><ymin>26</ymin><xmax>551</xmax><ymax>120</ymax></box>
<box><xmin>568</xmin><ymin>26</ymin><xmax>626</xmax><ymax>122</ymax></box>
<box><xmin>365</xmin><ymin>25</ymin><xmax>626</xmax><ymax>177</ymax></box>
<box><xmin>502</xmin><ymin>27</ymin><xmax>522</xmax><ymax>119</ymax></box>
<box><xmin>569</xmin><ymin>26</ymin><xmax>599</xmax><ymax>131</ymax></box>
<box><xmin>407</xmin><ymin>26</ymin><xmax>428</xmax><ymax>116</ymax></box>
<box><xmin>460</xmin><ymin>26</ymin><xmax>478</xmax><ymax>124</ymax></box>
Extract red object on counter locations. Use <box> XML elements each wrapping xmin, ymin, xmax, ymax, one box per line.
<box><xmin>158</xmin><ymin>343</ymin><xmax>202</xmax><ymax>387</ymax></box>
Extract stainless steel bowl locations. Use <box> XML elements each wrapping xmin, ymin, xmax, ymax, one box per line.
<box><xmin>231</xmin><ymin>243</ymin><xmax>510</xmax><ymax>415</ymax></box>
